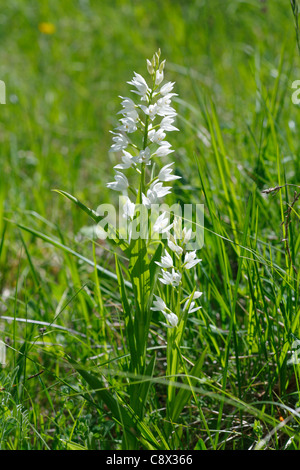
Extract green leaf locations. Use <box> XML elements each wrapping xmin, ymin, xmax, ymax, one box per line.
<box><xmin>115</xmin><ymin>254</ymin><xmax>137</xmax><ymax>371</ymax></box>
<box><xmin>194</xmin><ymin>439</ymin><xmax>207</xmax><ymax>450</ymax></box>
<box><xmin>128</xmin><ymin>236</ymin><xmax>151</xmax><ymax>371</ymax></box>
<box><xmin>69</xmin><ymin>358</ymin><xmax>136</xmax><ymax>431</ymax></box>
<box><xmin>171</xmin><ymin>348</ymin><xmax>207</xmax><ymax>423</ymax></box>
<box><xmin>148</xmin><ymin>242</ymin><xmax>163</xmax><ymax>307</ymax></box>
<box><xmin>53</xmin><ymin>189</ymin><xmax>130</xmax><ymax>252</ymax></box>
<box><xmin>52</xmin><ymin>189</ymin><xmax>103</xmax><ymax>223</ymax></box>
<box><xmin>9</xmin><ymin>220</ymin><xmax>132</xmax><ymax>290</ymax></box>
<box><xmin>134</xmin><ymin>353</ymin><xmax>156</xmax><ymax>419</ymax></box>
<box><xmin>69</xmin><ymin>357</ymin><xmax>161</xmax><ymax>449</ymax></box>
<box><xmin>60</xmin><ymin>440</ymin><xmax>88</xmax><ymax>450</ymax></box>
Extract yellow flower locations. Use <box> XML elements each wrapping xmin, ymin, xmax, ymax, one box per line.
<box><xmin>38</xmin><ymin>22</ymin><xmax>56</xmax><ymax>35</ymax></box>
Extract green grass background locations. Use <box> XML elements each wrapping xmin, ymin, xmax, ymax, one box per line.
<box><xmin>0</xmin><ymin>0</ymin><xmax>299</xmax><ymax>450</ymax></box>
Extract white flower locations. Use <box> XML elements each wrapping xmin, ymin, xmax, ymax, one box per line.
<box><xmin>142</xmin><ymin>193</ymin><xmax>151</xmax><ymax>209</ymax></box>
<box><xmin>155</xmin><ymin>249</ymin><xmax>173</xmax><ymax>268</ymax></box>
<box><xmin>137</xmin><ymin>147</ymin><xmax>151</xmax><ymax>165</ymax></box>
<box><xmin>162</xmin><ymin>311</ymin><xmax>178</xmax><ymax>328</ymax></box>
<box><xmin>153</xmin><ymin>142</ymin><xmax>174</xmax><ymax>157</ymax></box>
<box><xmin>122</xmin><ymin>196</ymin><xmax>135</xmax><ymax>220</ymax></box>
<box><xmin>146</xmin><ymin>59</ymin><xmax>154</xmax><ymax>75</ymax></box>
<box><xmin>159</xmin><ymin>81</ymin><xmax>175</xmax><ymax>96</ymax></box>
<box><xmin>127</xmin><ymin>72</ymin><xmax>149</xmax><ymax>100</ymax></box>
<box><xmin>156</xmin><ymin>95</ymin><xmax>176</xmax><ymax>117</ymax></box>
<box><xmin>151</xmin><ymin>295</ymin><xmax>167</xmax><ymax>312</ymax></box>
<box><xmin>183</xmin><ymin>251</ymin><xmax>201</xmax><ymax>269</ymax></box>
<box><xmin>118</xmin><ymin>96</ymin><xmax>136</xmax><ymax>114</ymax></box>
<box><xmin>106</xmin><ymin>171</ymin><xmax>129</xmax><ymax>192</ymax></box>
<box><xmin>117</xmin><ymin>97</ymin><xmax>139</xmax><ymax>123</ymax></box>
<box><xmin>125</xmin><ymin>109</ymin><xmax>139</xmax><ymax>122</ymax></box>
<box><xmin>183</xmin><ymin>290</ymin><xmax>203</xmax><ymax>313</ymax></box>
<box><xmin>143</xmin><ymin>181</ymin><xmax>172</xmax><ymax>208</ymax></box>
<box><xmin>167</xmin><ymin>237</ymin><xmax>183</xmax><ymax>256</ymax></box>
<box><xmin>153</xmin><ymin>212</ymin><xmax>173</xmax><ymax>234</ymax></box>
<box><xmin>167</xmin><ymin>230</ymin><xmax>183</xmax><ymax>256</ymax></box>
<box><xmin>155</xmin><ymin>69</ymin><xmax>164</xmax><ymax>85</ymax></box>
<box><xmin>159</xmin><ymin>268</ymin><xmax>181</xmax><ymax>287</ymax></box>
<box><xmin>117</xmin><ymin>116</ymin><xmax>137</xmax><ymax>133</ymax></box>
<box><xmin>158</xmin><ymin>163</ymin><xmax>181</xmax><ymax>182</ymax></box>
<box><xmin>160</xmin><ymin>116</ymin><xmax>178</xmax><ymax>132</ymax></box>
<box><xmin>114</xmin><ymin>150</ymin><xmax>136</xmax><ymax>169</ymax></box>
<box><xmin>110</xmin><ymin>132</ymin><xmax>129</xmax><ymax>152</ymax></box>
<box><xmin>193</xmin><ymin>291</ymin><xmax>203</xmax><ymax>300</ymax></box>
<box><xmin>182</xmin><ymin>227</ymin><xmax>192</xmax><ymax>244</ymax></box>
<box><xmin>171</xmin><ymin>221</ymin><xmax>193</xmax><ymax>245</ymax></box>
<box><xmin>183</xmin><ymin>291</ymin><xmax>203</xmax><ymax>313</ymax></box>
<box><xmin>184</xmin><ymin>300</ymin><xmax>201</xmax><ymax>314</ymax></box>
<box><xmin>151</xmin><ymin>295</ymin><xmax>178</xmax><ymax>328</ymax></box>
<box><xmin>157</xmin><ymin>105</ymin><xmax>176</xmax><ymax>118</ymax></box>
<box><xmin>157</xmin><ymin>92</ymin><xmax>175</xmax><ymax>105</ymax></box>
<box><xmin>150</xmin><ymin>181</ymin><xmax>172</xmax><ymax>198</ymax></box>
<box><xmin>140</xmin><ymin>103</ymin><xmax>158</xmax><ymax>121</ymax></box>
<box><xmin>173</xmin><ymin>216</ymin><xmax>182</xmax><ymax>239</ymax></box>
<box><xmin>148</xmin><ymin>128</ymin><xmax>166</xmax><ymax>144</ymax></box>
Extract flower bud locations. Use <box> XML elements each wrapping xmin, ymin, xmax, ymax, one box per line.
<box><xmin>151</xmin><ymin>54</ymin><xmax>156</xmax><ymax>68</ymax></box>
<box><xmin>173</xmin><ymin>216</ymin><xmax>182</xmax><ymax>239</ymax></box>
<box><xmin>155</xmin><ymin>70</ymin><xmax>164</xmax><ymax>85</ymax></box>
<box><xmin>159</xmin><ymin>60</ymin><xmax>166</xmax><ymax>73</ymax></box>
<box><xmin>147</xmin><ymin>59</ymin><xmax>154</xmax><ymax>75</ymax></box>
